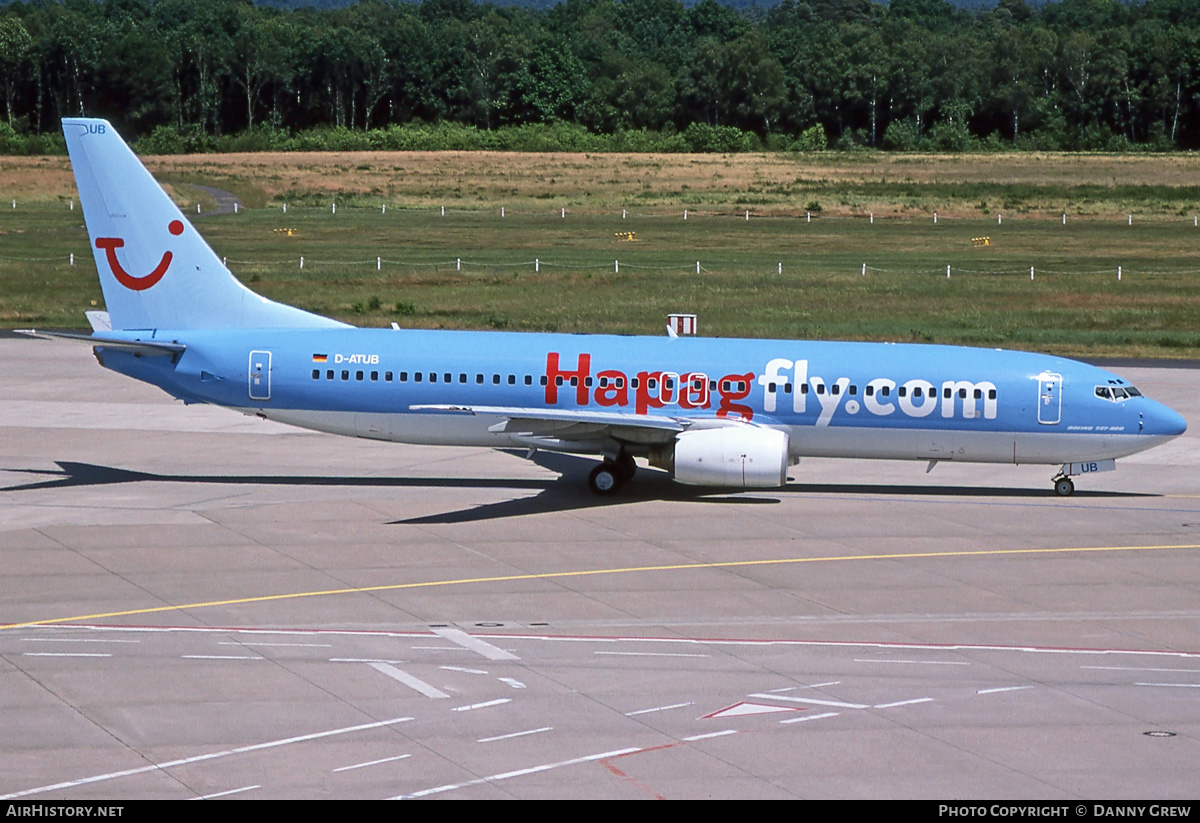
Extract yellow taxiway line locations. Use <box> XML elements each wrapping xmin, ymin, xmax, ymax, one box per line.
<box><xmin>4</xmin><ymin>542</ymin><xmax>1199</xmax><ymax>631</ymax></box>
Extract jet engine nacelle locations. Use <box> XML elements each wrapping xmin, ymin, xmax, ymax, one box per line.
<box><xmin>669</xmin><ymin>426</ymin><xmax>790</xmax><ymax>488</ymax></box>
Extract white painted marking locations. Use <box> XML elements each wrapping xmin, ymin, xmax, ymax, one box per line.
<box><xmin>595</xmin><ymin>651</ymin><xmax>710</xmax><ymax>658</ymax></box>
<box><xmin>395</xmin><ymin>747</ymin><xmax>640</xmax><ymax>799</ymax></box>
<box><xmin>410</xmin><ymin>646</ymin><xmax>463</xmax><ymax>651</ymax></box>
<box><xmin>780</xmin><ymin>712</ymin><xmax>840</xmax><ymax>725</ymax></box>
<box><xmin>626</xmin><ymin>702</ymin><xmax>694</xmax><ymax>717</ymax></box>
<box><xmin>1083</xmin><ymin>666</ymin><xmax>1200</xmax><ymax>673</ymax></box>
<box><xmin>748</xmin><ymin>693</ymin><xmax>868</xmax><ymax>709</ymax></box>
<box><xmin>219</xmin><ymin>641</ymin><xmax>331</xmax><ymax>648</ymax></box>
<box><xmin>706</xmin><ymin>702</ymin><xmax>799</xmax><ymax>719</ymax></box>
<box><xmin>452</xmin><ymin>698</ymin><xmax>511</xmax><ymax>712</ymax></box>
<box><xmin>1</xmin><ymin>717</ymin><xmax>413</xmax><ymax>799</ymax></box>
<box><xmin>440</xmin><ymin>666</ymin><xmax>489</xmax><ymax>675</ymax></box>
<box><xmin>768</xmin><ymin>681</ymin><xmax>840</xmax><ymax>692</ymax></box>
<box><xmin>478</xmin><ymin>727</ymin><xmax>552</xmax><ymax>743</ymax></box>
<box><xmin>368</xmin><ymin>662</ymin><xmax>449</xmax><ymax>699</ymax></box>
<box><xmin>22</xmin><ymin>653</ymin><xmax>112</xmax><ymax>658</ymax></box>
<box><xmin>431</xmin><ymin>627</ymin><xmax>519</xmax><ymax>661</ymax></box>
<box><xmin>683</xmin><ymin>730</ymin><xmax>738</xmax><ymax>742</ymax></box>
<box><xmin>873</xmin><ymin>698</ymin><xmax>934</xmax><ymax>709</ymax></box>
<box><xmin>977</xmin><ymin>686</ymin><xmax>1033</xmax><ymax>695</ymax></box>
<box><xmin>498</xmin><ymin>677</ymin><xmax>526</xmax><ymax>689</ymax></box>
<box><xmin>854</xmin><ymin>658</ymin><xmax>970</xmax><ymax>666</ymax></box>
<box><xmin>191</xmin><ymin>785</ymin><xmax>259</xmax><ymax>799</ymax></box>
<box><xmin>20</xmin><ymin>638</ymin><xmax>139</xmax><ymax>644</ymax></box>
<box><xmin>333</xmin><ymin>754</ymin><xmax>411</xmax><ymax>773</ymax></box>
<box><xmin>1136</xmin><ymin>682</ymin><xmax>1200</xmax><ymax>688</ymax></box>
<box><xmin>331</xmin><ymin>658</ymin><xmax>404</xmax><ymax>663</ymax></box>
<box><xmin>181</xmin><ymin>655</ymin><xmax>262</xmax><ymax>660</ymax></box>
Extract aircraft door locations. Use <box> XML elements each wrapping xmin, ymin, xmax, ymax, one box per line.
<box><xmin>249</xmin><ymin>350</ymin><xmax>272</xmax><ymax>401</ymax></box>
<box><xmin>1037</xmin><ymin>372</ymin><xmax>1061</xmax><ymax>425</ymax></box>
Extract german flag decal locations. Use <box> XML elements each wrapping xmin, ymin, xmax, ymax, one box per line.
<box><xmin>312</xmin><ymin>353</ymin><xmax>328</xmax><ymax>363</ymax></box>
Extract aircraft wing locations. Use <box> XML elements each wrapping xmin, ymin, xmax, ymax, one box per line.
<box><xmin>16</xmin><ymin>329</ymin><xmax>186</xmax><ymax>357</ymax></box>
<box><xmin>409</xmin><ymin>403</ymin><xmax>690</xmax><ymax>445</ymax></box>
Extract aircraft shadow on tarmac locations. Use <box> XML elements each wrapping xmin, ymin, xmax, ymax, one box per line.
<box><xmin>2</xmin><ymin>452</ymin><xmax>1151</xmax><ymax>525</ymax></box>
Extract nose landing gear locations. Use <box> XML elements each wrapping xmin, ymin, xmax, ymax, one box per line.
<box><xmin>1052</xmin><ymin>474</ymin><xmax>1075</xmax><ymax>497</ymax></box>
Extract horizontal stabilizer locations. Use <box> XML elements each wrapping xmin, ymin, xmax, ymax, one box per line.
<box><xmin>16</xmin><ymin>329</ymin><xmax>186</xmax><ymax>357</ymax></box>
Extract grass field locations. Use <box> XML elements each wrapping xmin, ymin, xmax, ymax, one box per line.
<box><xmin>2</xmin><ymin>151</ymin><xmax>1199</xmax><ymax>358</ymax></box>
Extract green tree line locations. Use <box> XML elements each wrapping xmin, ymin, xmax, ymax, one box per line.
<box><xmin>2</xmin><ymin>0</ymin><xmax>1199</xmax><ymax>153</ymax></box>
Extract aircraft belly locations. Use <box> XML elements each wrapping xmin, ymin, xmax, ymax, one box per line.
<box><xmin>790</xmin><ymin>426</ymin><xmax>1151</xmax><ymax>464</ymax></box>
<box><xmin>249</xmin><ymin>409</ymin><xmax>514</xmax><ymax>447</ymax></box>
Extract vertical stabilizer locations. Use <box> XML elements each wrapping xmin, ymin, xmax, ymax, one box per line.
<box><xmin>62</xmin><ymin>118</ymin><xmax>346</xmax><ymax>331</ymax></box>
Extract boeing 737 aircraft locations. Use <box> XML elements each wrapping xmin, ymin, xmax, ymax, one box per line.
<box><xmin>25</xmin><ymin>118</ymin><xmax>1187</xmax><ymax>497</ymax></box>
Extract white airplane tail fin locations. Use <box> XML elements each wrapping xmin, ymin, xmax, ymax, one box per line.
<box><xmin>62</xmin><ymin>118</ymin><xmax>345</xmax><ymax>331</ymax></box>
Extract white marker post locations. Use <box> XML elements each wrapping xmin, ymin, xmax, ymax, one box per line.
<box><xmin>1118</xmin><ymin>266</ymin><xmax>1122</xmax><ymax>281</ymax></box>
<box><xmin>933</xmin><ymin>212</ymin><xmax>937</xmax><ymax>224</ymax></box>
<box><xmin>696</xmin><ymin>261</ymin><xmax>701</xmax><ymax>274</ymax></box>
<box><xmin>300</xmin><ymin>256</ymin><xmax>304</xmax><ymax>269</ymax></box>
<box><xmin>998</xmin><ymin>213</ymin><xmax>1002</xmax><ymax>224</ymax></box>
<box><xmin>535</xmin><ymin>259</ymin><xmax>539</xmax><ymax>272</ymax></box>
<box><xmin>382</xmin><ymin>204</ymin><xmax>386</xmax><ymax>214</ymax></box>
<box><xmin>684</xmin><ymin>210</ymin><xmax>688</xmax><ymax>220</ymax></box>
<box><xmin>283</xmin><ymin>203</ymin><xmax>287</xmax><ymax>214</ymax></box>
<box><xmin>745</xmin><ymin>210</ymin><xmax>749</xmax><ymax>221</ymax></box>
<box><xmin>870</xmin><ymin>213</ymin><xmax>874</xmax><ymax>224</ymax></box>
<box><xmin>332</xmin><ymin>203</ymin><xmax>336</xmax><ymax>214</ymax></box>
<box><xmin>807</xmin><ymin>212</ymin><xmax>811</xmax><ymax>223</ymax></box>
<box><xmin>456</xmin><ymin>258</ymin><xmax>461</xmax><ymax>271</ymax></box>
<box><xmin>946</xmin><ymin>265</ymin><xmax>951</xmax><ymax>278</ymax></box>
<box><xmin>70</xmin><ymin>253</ymin><xmax>74</xmax><ymax>266</ymax></box>
<box><xmin>501</xmin><ymin>207</ymin><xmax>505</xmax><ymax>217</ymax></box>
<box><xmin>377</xmin><ymin>257</ymin><xmax>381</xmax><ymax>271</ymax></box>
<box><xmin>861</xmin><ymin>263</ymin><xmax>866</xmax><ymax>276</ymax></box>
<box><xmin>1030</xmin><ymin>266</ymin><xmax>1034</xmax><ymax>280</ymax></box>
<box><xmin>1062</xmin><ymin>213</ymin><xmax>1066</xmax><ymax>225</ymax></box>
<box><xmin>441</xmin><ymin>206</ymin><xmax>445</xmax><ymax>216</ymax></box>
<box><xmin>615</xmin><ymin>260</ymin><xmax>619</xmax><ymax>273</ymax></box>
<box><xmin>778</xmin><ymin>262</ymin><xmax>782</xmax><ymax>274</ymax></box>
<box><xmin>622</xmin><ymin>209</ymin><xmax>626</xmax><ymax>219</ymax></box>
<box><xmin>561</xmin><ymin>208</ymin><xmax>565</xmax><ymax>219</ymax></box>
<box><xmin>1128</xmin><ymin>214</ymin><xmax>1133</xmax><ymax>225</ymax></box>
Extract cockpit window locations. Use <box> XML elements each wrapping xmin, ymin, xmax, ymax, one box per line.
<box><xmin>1096</xmin><ymin>385</ymin><xmax>1141</xmax><ymax>402</ymax></box>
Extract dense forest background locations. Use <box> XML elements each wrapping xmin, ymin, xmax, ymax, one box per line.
<box><xmin>1</xmin><ymin>0</ymin><xmax>1199</xmax><ymax>153</ymax></box>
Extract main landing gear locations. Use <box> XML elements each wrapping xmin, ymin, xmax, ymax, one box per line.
<box><xmin>588</xmin><ymin>452</ymin><xmax>637</xmax><ymax>495</ymax></box>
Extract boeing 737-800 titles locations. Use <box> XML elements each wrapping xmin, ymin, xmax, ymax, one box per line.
<box><xmin>24</xmin><ymin>119</ymin><xmax>1187</xmax><ymax>497</ymax></box>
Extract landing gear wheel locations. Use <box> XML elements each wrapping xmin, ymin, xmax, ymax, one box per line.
<box><xmin>588</xmin><ymin>463</ymin><xmax>620</xmax><ymax>495</ymax></box>
<box><xmin>1054</xmin><ymin>476</ymin><xmax>1075</xmax><ymax>497</ymax></box>
<box><xmin>614</xmin><ymin>452</ymin><xmax>637</xmax><ymax>483</ymax></box>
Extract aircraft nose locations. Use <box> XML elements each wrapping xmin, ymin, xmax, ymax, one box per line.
<box><xmin>1142</xmin><ymin>401</ymin><xmax>1187</xmax><ymax>437</ymax></box>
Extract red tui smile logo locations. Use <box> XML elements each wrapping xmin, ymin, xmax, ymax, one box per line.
<box><xmin>95</xmin><ymin>220</ymin><xmax>184</xmax><ymax>291</ymax></box>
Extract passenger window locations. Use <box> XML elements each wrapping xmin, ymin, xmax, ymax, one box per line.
<box><xmin>356</xmin><ymin>371</ymin><xmax>364</xmax><ymax>381</ymax></box>
<box><xmin>371</xmin><ymin>371</ymin><xmax>378</xmax><ymax>381</ymax></box>
<box><xmin>459</xmin><ymin>374</ymin><xmax>467</xmax><ymax>384</ymax></box>
<box><xmin>508</xmin><ymin>375</ymin><xmax>516</xmax><ymax>385</ymax></box>
<box><xmin>311</xmin><ymin>369</ymin><xmax>319</xmax><ymax>380</ymax></box>
<box><xmin>988</xmin><ymin>389</ymin><xmax>996</xmax><ymax>400</ymax></box>
<box><xmin>385</xmin><ymin>372</ymin><xmax>393</xmax><ymax>382</ymax></box>
<box><xmin>973</xmin><ymin>389</ymin><xmax>982</xmax><ymax>399</ymax></box>
<box><xmin>831</xmin><ymin>384</ymin><xmax>840</xmax><ymax>395</ymax></box>
<box><xmin>540</xmin><ymin>376</ymin><xmax>548</xmax><ymax>386</ymax></box>
<box><xmin>477</xmin><ymin>374</ymin><xmax>484</xmax><ymax>384</ymax></box>
<box><xmin>400</xmin><ymin>371</ymin><xmax>408</xmax><ymax>382</ymax></box>
<box><xmin>444</xmin><ymin>373</ymin><xmax>451</xmax><ymax>383</ymax></box>
<box><xmin>341</xmin><ymin>370</ymin><xmax>349</xmax><ymax>381</ymax></box>
<box><xmin>493</xmin><ymin>374</ymin><xmax>500</xmax><ymax>385</ymax></box>
<box><xmin>429</xmin><ymin>373</ymin><xmax>436</xmax><ymax>383</ymax></box>
<box><xmin>326</xmin><ymin>370</ymin><xmax>334</xmax><ymax>380</ymax></box>
<box><xmin>898</xmin><ymin>386</ymin><xmax>907</xmax><ymax>397</ymax></box>
<box><xmin>816</xmin><ymin>384</ymin><xmax>825</xmax><ymax>395</ymax></box>
<box><xmin>866</xmin><ymin>385</ymin><xmax>874</xmax><ymax>397</ymax></box>
<box><xmin>524</xmin><ymin>375</ymin><xmax>533</xmax><ymax>386</ymax></box>
<box><xmin>414</xmin><ymin>372</ymin><xmax>422</xmax><ymax>383</ymax></box>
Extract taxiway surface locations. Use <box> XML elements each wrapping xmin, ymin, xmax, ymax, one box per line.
<box><xmin>2</xmin><ymin>337</ymin><xmax>1199</xmax><ymax>799</ymax></box>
